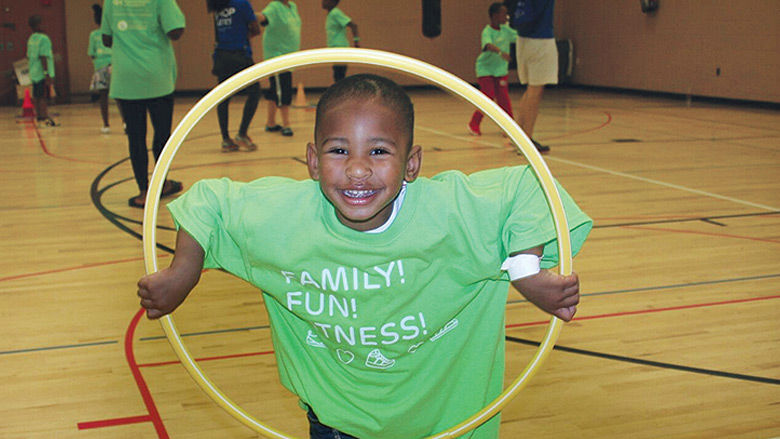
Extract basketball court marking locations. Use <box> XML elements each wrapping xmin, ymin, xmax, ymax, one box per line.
<box><xmin>416</xmin><ymin>124</ymin><xmax>780</xmax><ymax>211</ymax></box>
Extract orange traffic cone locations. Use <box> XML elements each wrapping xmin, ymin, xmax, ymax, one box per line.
<box><xmin>293</xmin><ymin>82</ymin><xmax>307</xmax><ymax>108</ymax></box>
<box><xmin>21</xmin><ymin>88</ymin><xmax>35</xmax><ymax>118</ymax></box>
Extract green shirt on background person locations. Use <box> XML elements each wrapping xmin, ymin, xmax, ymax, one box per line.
<box><xmin>88</xmin><ymin>29</ymin><xmax>112</xmax><ymax>71</ymax></box>
<box><xmin>475</xmin><ymin>24</ymin><xmax>517</xmax><ymax>78</ymax></box>
<box><xmin>325</xmin><ymin>7</ymin><xmax>351</xmax><ymax>48</ymax></box>
<box><xmin>101</xmin><ymin>0</ymin><xmax>185</xmax><ymax>100</ymax></box>
<box><xmin>261</xmin><ymin>0</ymin><xmax>301</xmax><ymax>60</ymax></box>
<box><xmin>27</xmin><ymin>32</ymin><xmax>54</xmax><ymax>82</ymax></box>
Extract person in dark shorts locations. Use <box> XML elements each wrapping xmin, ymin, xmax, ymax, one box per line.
<box><xmin>208</xmin><ymin>0</ymin><xmax>262</xmax><ymax>152</ymax></box>
<box><xmin>26</xmin><ymin>15</ymin><xmax>57</xmax><ymax>126</ymax></box>
<box><xmin>257</xmin><ymin>0</ymin><xmax>301</xmax><ymax>137</ymax></box>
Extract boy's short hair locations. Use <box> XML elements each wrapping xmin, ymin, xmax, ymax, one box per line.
<box><xmin>489</xmin><ymin>2</ymin><xmax>504</xmax><ymax>16</ymax></box>
<box><xmin>28</xmin><ymin>15</ymin><xmax>42</xmax><ymax>29</ymax></box>
<box><xmin>315</xmin><ymin>73</ymin><xmax>414</xmax><ymax>148</ymax></box>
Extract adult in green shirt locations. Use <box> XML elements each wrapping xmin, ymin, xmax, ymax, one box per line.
<box><xmin>88</xmin><ymin>4</ymin><xmax>114</xmax><ymax>134</ymax></box>
<box><xmin>137</xmin><ymin>74</ymin><xmax>592</xmax><ymax>438</ymax></box>
<box><xmin>258</xmin><ymin>0</ymin><xmax>301</xmax><ymax>137</ymax></box>
<box><xmin>101</xmin><ymin>0</ymin><xmax>186</xmax><ymax>208</ymax></box>
<box><xmin>26</xmin><ymin>15</ymin><xmax>57</xmax><ymax>126</ymax></box>
<box><xmin>322</xmin><ymin>0</ymin><xmax>359</xmax><ymax>82</ymax></box>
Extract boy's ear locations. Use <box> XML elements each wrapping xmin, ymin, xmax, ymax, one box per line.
<box><xmin>306</xmin><ymin>142</ymin><xmax>320</xmax><ymax>180</ymax></box>
<box><xmin>404</xmin><ymin>145</ymin><xmax>423</xmax><ymax>182</ymax></box>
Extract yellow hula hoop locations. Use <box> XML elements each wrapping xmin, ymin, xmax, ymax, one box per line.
<box><xmin>142</xmin><ymin>48</ymin><xmax>572</xmax><ymax>439</ymax></box>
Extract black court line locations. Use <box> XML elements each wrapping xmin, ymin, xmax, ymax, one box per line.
<box><xmin>89</xmin><ymin>157</ymin><xmax>174</xmax><ymax>254</ymax></box>
<box><xmin>0</xmin><ymin>340</ymin><xmax>117</xmax><ymax>356</ymax></box>
<box><xmin>507</xmin><ymin>273</ymin><xmax>780</xmax><ymax>305</ymax></box>
<box><xmin>595</xmin><ymin>211</ymin><xmax>780</xmax><ymax>229</ymax></box>
<box><xmin>139</xmin><ymin>324</ymin><xmax>271</xmax><ymax>342</ymax></box>
<box><xmin>505</xmin><ymin>335</ymin><xmax>780</xmax><ymax>386</ymax></box>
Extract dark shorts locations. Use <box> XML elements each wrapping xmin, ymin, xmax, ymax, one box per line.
<box><xmin>32</xmin><ymin>80</ymin><xmax>48</xmax><ymax>99</ymax></box>
<box><xmin>307</xmin><ymin>409</ymin><xmax>358</xmax><ymax>439</ymax></box>
<box><xmin>212</xmin><ymin>49</ymin><xmax>254</xmax><ymax>82</ymax></box>
<box><xmin>265</xmin><ymin>71</ymin><xmax>293</xmax><ymax>106</ymax></box>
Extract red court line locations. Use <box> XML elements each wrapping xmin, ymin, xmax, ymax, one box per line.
<box><xmin>623</xmin><ymin>225</ymin><xmax>780</xmax><ymax>245</ymax></box>
<box><xmin>139</xmin><ymin>350</ymin><xmax>276</xmax><ymax>368</ymax></box>
<box><xmin>506</xmin><ymin>294</ymin><xmax>780</xmax><ymax>329</ymax></box>
<box><xmin>125</xmin><ymin>308</ymin><xmax>169</xmax><ymax>438</ymax></box>
<box><xmin>0</xmin><ymin>254</ymin><xmax>170</xmax><ymax>283</ymax></box>
<box><xmin>78</xmin><ymin>414</ymin><xmax>152</xmax><ymax>430</ymax></box>
<box><xmin>29</xmin><ymin>120</ymin><xmax>107</xmax><ymax>165</ymax></box>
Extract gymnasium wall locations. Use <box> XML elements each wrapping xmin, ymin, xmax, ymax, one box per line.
<box><xmin>64</xmin><ymin>0</ymin><xmax>779</xmax><ymax>103</ymax></box>
<box><xmin>554</xmin><ymin>0</ymin><xmax>780</xmax><ymax>103</ymax></box>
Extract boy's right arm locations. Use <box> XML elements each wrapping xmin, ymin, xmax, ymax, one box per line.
<box><xmin>137</xmin><ymin>229</ymin><xmax>205</xmax><ymax>319</ymax></box>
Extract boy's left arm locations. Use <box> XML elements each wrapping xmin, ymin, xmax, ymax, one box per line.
<box><xmin>508</xmin><ymin>246</ymin><xmax>580</xmax><ymax>322</ymax></box>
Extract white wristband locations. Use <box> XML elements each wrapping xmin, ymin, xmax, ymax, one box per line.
<box><xmin>501</xmin><ymin>254</ymin><xmax>541</xmax><ymax>280</ymax></box>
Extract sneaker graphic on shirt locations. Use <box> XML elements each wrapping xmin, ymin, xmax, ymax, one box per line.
<box><xmin>430</xmin><ymin>318</ymin><xmax>458</xmax><ymax>342</ymax></box>
<box><xmin>306</xmin><ymin>330</ymin><xmax>325</xmax><ymax>348</ymax></box>
<box><xmin>336</xmin><ymin>349</ymin><xmax>355</xmax><ymax>365</ymax></box>
<box><xmin>408</xmin><ymin>340</ymin><xmax>425</xmax><ymax>353</ymax></box>
<box><xmin>365</xmin><ymin>349</ymin><xmax>395</xmax><ymax>369</ymax></box>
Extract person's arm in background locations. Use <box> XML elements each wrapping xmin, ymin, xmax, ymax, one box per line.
<box><xmin>347</xmin><ymin>21</ymin><xmax>359</xmax><ymax>47</ymax></box>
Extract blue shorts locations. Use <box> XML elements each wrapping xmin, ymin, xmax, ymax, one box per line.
<box><xmin>307</xmin><ymin>409</ymin><xmax>358</xmax><ymax>439</ymax></box>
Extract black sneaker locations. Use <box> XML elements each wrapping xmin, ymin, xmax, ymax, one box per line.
<box><xmin>265</xmin><ymin>124</ymin><xmax>282</xmax><ymax>132</ymax></box>
<box><xmin>532</xmin><ymin>139</ymin><xmax>550</xmax><ymax>153</ymax></box>
<box><xmin>281</xmin><ymin>127</ymin><xmax>294</xmax><ymax>136</ymax></box>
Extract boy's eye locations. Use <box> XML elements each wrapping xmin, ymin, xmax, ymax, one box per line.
<box><xmin>370</xmin><ymin>148</ymin><xmax>390</xmax><ymax>155</ymax></box>
<box><xmin>327</xmin><ymin>147</ymin><xmax>347</xmax><ymax>155</ymax></box>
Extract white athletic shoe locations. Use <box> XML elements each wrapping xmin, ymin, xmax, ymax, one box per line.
<box><xmin>101</xmin><ymin>126</ymin><xmax>110</xmax><ymax>134</ymax></box>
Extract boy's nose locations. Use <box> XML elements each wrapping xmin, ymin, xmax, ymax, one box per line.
<box><xmin>346</xmin><ymin>158</ymin><xmax>372</xmax><ymax>180</ymax></box>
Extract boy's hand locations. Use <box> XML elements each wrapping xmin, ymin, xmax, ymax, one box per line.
<box><xmin>512</xmin><ymin>270</ymin><xmax>580</xmax><ymax>321</ymax></box>
<box><xmin>137</xmin><ymin>268</ymin><xmax>192</xmax><ymax>319</ymax></box>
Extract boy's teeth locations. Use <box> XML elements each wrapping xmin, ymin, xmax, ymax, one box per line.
<box><xmin>344</xmin><ymin>189</ymin><xmax>375</xmax><ymax>198</ymax></box>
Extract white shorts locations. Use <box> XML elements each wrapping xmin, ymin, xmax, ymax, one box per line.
<box><xmin>89</xmin><ymin>65</ymin><xmax>111</xmax><ymax>91</ymax></box>
<box><xmin>515</xmin><ymin>37</ymin><xmax>558</xmax><ymax>86</ymax></box>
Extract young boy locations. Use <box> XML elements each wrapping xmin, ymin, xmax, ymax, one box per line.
<box><xmin>258</xmin><ymin>0</ymin><xmax>301</xmax><ymax>136</ymax></box>
<box><xmin>322</xmin><ymin>0</ymin><xmax>359</xmax><ymax>82</ymax></box>
<box><xmin>468</xmin><ymin>3</ymin><xmax>516</xmax><ymax>139</ymax></box>
<box><xmin>138</xmin><ymin>74</ymin><xmax>592</xmax><ymax>438</ymax></box>
<box><xmin>26</xmin><ymin>15</ymin><xmax>57</xmax><ymax>126</ymax></box>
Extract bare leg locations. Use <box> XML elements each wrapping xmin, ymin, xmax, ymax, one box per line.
<box><xmin>99</xmin><ymin>90</ymin><xmax>109</xmax><ymax>127</ymax></box>
<box><xmin>516</xmin><ymin>85</ymin><xmax>544</xmax><ymax>138</ymax></box>
<box><xmin>266</xmin><ymin>100</ymin><xmax>277</xmax><ymax>127</ymax></box>
<box><xmin>280</xmin><ymin>105</ymin><xmax>290</xmax><ymax>127</ymax></box>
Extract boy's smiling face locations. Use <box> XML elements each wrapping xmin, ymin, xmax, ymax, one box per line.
<box><xmin>307</xmin><ymin>97</ymin><xmax>422</xmax><ymax>231</ymax></box>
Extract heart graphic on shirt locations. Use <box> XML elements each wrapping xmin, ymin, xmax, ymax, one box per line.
<box><xmin>336</xmin><ymin>349</ymin><xmax>355</xmax><ymax>364</ymax></box>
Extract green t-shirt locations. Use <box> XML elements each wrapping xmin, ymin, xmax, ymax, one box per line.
<box><xmin>88</xmin><ymin>29</ymin><xmax>112</xmax><ymax>71</ymax></box>
<box><xmin>475</xmin><ymin>24</ymin><xmax>518</xmax><ymax>78</ymax></box>
<box><xmin>261</xmin><ymin>0</ymin><xmax>301</xmax><ymax>60</ymax></box>
<box><xmin>26</xmin><ymin>33</ymin><xmax>54</xmax><ymax>82</ymax></box>
<box><xmin>168</xmin><ymin>166</ymin><xmax>592</xmax><ymax>439</ymax></box>
<box><xmin>101</xmin><ymin>0</ymin><xmax>185</xmax><ymax>100</ymax></box>
<box><xmin>325</xmin><ymin>7</ymin><xmax>351</xmax><ymax>48</ymax></box>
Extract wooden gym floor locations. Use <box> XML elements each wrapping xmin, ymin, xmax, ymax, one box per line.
<box><xmin>1</xmin><ymin>84</ymin><xmax>778</xmax><ymax>438</ymax></box>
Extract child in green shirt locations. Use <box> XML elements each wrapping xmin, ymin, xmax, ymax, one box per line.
<box><xmin>26</xmin><ymin>15</ymin><xmax>57</xmax><ymax>126</ymax></box>
<box><xmin>138</xmin><ymin>74</ymin><xmax>592</xmax><ymax>438</ymax></box>
<box><xmin>468</xmin><ymin>3</ymin><xmax>517</xmax><ymax>138</ymax></box>
<box><xmin>258</xmin><ymin>0</ymin><xmax>301</xmax><ymax>136</ymax></box>
<box><xmin>88</xmin><ymin>4</ymin><xmax>114</xmax><ymax>133</ymax></box>
<box><xmin>322</xmin><ymin>0</ymin><xmax>360</xmax><ymax>82</ymax></box>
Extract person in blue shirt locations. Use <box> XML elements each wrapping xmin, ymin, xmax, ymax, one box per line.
<box><xmin>208</xmin><ymin>0</ymin><xmax>262</xmax><ymax>152</ymax></box>
<box><xmin>507</xmin><ymin>0</ymin><xmax>557</xmax><ymax>153</ymax></box>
